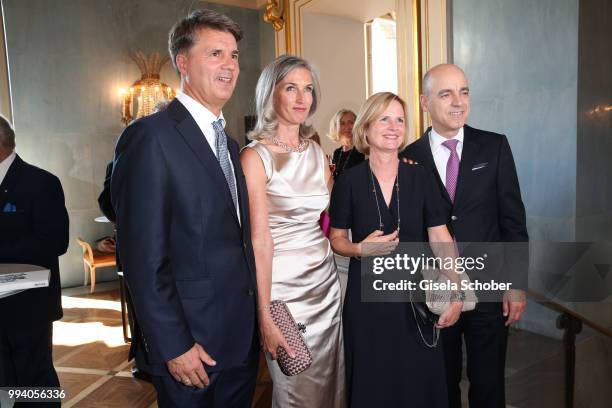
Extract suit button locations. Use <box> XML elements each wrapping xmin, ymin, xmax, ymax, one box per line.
<box><xmin>451</xmin><ymin>215</ymin><xmax>458</xmax><ymax>221</ymax></box>
<box><xmin>247</xmin><ymin>289</ymin><xmax>254</xmax><ymax>296</ymax></box>
<box><xmin>243</xmin><ymin>242</ymin><xmax>247</xmax><ymax>249</ymax></box>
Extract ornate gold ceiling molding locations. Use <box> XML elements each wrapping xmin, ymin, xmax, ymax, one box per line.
<box><xmin>264</xmin><ymin>0</ymin><xmax>284</xmax><ymax>31</ymax></box>
<box><xmin>265</xmin><ymin>0</ymin><xmax>314</xmax><ymax>56</ymax></box>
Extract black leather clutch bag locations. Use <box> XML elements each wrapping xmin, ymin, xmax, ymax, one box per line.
<box><xmin>412</xmin><ymin>301</ymin><xmax>439</xmax><ymax>326</ymax></box>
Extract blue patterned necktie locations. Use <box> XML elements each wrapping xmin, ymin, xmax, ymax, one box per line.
<box><xmin>212</xmin><ymin>119</ymin><xmax>238</xmax><ymax>210</ymax></box>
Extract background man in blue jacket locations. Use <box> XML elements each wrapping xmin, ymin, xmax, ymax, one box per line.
<box><xmin>0</xmin><ymin>114</ymin><xmax>69</xmax><ymax>406</ymax></box>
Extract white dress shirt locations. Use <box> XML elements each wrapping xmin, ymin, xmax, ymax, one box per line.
<box><xmin>175</xmin><ymin>92</ymin><xmax>240</xmax><ymax>223</ymax></box>
<box><xmin>0</xmin><ymin>150</ymin><xmax>16</xmax><ymax>185</ymax></box>
<box><xmin>429</xmin><ymin>127</ymin><xmax>464</xmax><ymax>187</ymax></box>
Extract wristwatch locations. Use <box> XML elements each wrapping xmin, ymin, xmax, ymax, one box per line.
<box><xmin>450</xmin><ymin>289</ymin><xmax>466</xmax><ymax>302</ymax></box>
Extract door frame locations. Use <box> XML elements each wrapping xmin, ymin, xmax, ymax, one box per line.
<box><xmin>271</xmin><ymin>0</ymin><xmax>449</xmax><ymax>141</ymax></box>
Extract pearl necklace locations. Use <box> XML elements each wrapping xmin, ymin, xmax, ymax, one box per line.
<box><xmin>369</xmin><ymin>162</ymin><xmax>401</xmax><ymax>233</ymax></box>
<box><xmin>271</xmin><ymin>136</ymin><xmax>308</xmax><ymax>153</ymax></box>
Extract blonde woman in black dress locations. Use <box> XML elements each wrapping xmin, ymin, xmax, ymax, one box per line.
<box><xmin>328</xmin><ymin>109</ymin><xmax>365</xmax><ymax>180</ymax></box>
<box><xmin>329</xmin><ymin>92</ymin><xmax>463</xmax><ymax>407</ymax></box>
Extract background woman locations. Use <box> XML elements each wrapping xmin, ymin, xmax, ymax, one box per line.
<box><xmin>240</xmin><ymin>55</ymin><xmax>344</xmax><ymax>407</ymax></box>
<box><xmin>329</xmin><ymin>92</ymin><xmax>463</xmax><ymax>407</ymax></box>
<box><xmin>328</xmin><ymin>109</ymin><xmax>365</xmax><ymax>179</ymax></box>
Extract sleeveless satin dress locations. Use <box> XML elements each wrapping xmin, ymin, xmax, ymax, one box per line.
<box><xmin>246</xmin><ymin>140</ymin><xmax>345</xmax><ymax>407</ymax></box>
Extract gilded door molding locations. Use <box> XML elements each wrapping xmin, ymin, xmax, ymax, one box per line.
<box><xmin>397</xmin><ymin>0</ymin><xmax>449</xmax><ymax>142</ymax></box>
<box><xmin>273</xmin><ymin>0</ymin><xmax>315</xmax><ymax>56</ymax></box>
<box><xmin>0</xmin><ymin>0</ymin><xmax>13</xmax><ymax>122</ymax></box>
<box><xmin>271</xmin><ymin>0</ymin><xmax>448</xmax><ymax>142</ymax></box>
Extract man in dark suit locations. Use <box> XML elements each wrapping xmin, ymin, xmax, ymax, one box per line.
<box><xmin>98</xmin><ymin>161</ymin><xmax>152</xmax><ymax>383</ymax></box>
<box><xmin>111</xmin><ymin>9</ymin><xmax>257</xmax><ymax>408</ymax></box>
<box><xmin>401</xmin><ymin>64</ymin><xmax>528</xmax><ymax>408</ymax></box>
<box><xmin>0</xmin><ymin>115</ymin><xmax>69</xmax><ymax>404</ymax></box>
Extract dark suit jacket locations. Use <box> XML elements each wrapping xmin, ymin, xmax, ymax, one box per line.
<box><xmin>98</xmin><ymin>162</ymin><xmax>115</xmax><ymax>222</ymax></box>
<box><xmin>0</xmin><ymin>155</ymin><xmax>69</xmax><ymax>329</ymax></box>
<box><xmin>111</xmin><ymin>99</ymin><xmax>257</xmax><ymax>376</ymax></box>
<box><xmin>332</xmin><ymin>147</ymin><xmax>365</xmax><ymax>180</ymax></box>
<box><xmin>401</xmin><ymin>125</ymin><xmax>528</xmax><ymax>288</ymax></box>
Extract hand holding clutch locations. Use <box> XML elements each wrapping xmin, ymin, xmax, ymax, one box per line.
<box><xmin>259</xmin><ymin>309</ymin><xmax>295</xmax><ymax>360</ymax></box>
<box><xmin>268</xmin><ymin>300</ymin><xmax>313</xmax><ymax>376</ymax></box>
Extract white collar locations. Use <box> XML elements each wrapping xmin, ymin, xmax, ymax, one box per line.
<box><xmin>176</xmin><ymin>91</ymin><xmax>225</xmax><ymax>128</ymax></box>
<box><xmin>429</xmin><ymin>126</ymin><xmax>464</xmax><ymax>150</ymax></box>
<box><xmin>0</xmin><ymin>150</ymin><xmax>16</xmax><ymax>184</ymax></box>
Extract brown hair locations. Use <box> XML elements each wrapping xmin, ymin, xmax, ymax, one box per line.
<box><xmin>168</xmin><ymin>9</ymin><xmax>243</xmax><ymax>74</ymax></box>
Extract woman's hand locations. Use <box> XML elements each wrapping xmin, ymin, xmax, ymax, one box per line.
<box><xmin>436</xmin><ymin>300</ymin><xmax>463</xmax><ymax>328</ymax></box>
<box><xmin>359</xmin><ymin>230</ymin><xmax>399</xmax><ymax>256</ymax></box>
<box><xmin>258</xmin><ymin>310</ymin><xmax>296</xmax><ymax>360</ymax></box>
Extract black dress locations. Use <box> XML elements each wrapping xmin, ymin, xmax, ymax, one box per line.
<box><xmin>332</xmin><ymin>147</ymin><xmax>365</xmax><ymax>180</ymax></box>
<box><xmin>329</xmin><ymin>160</ymin><xmax>449</xmax><ymax>408</ymax></box>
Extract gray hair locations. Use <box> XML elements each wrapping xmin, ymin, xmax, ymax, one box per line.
<box><xmin>169</xmin><ymin>9</ymin><xmax>242</xmax><ymax>75</ymax></box>
<box><xmin>248</xmin><ymin>55</ymin><xmax>321</xmax><ymax>140</ymax></box>
<box><xmin>0</xmin><ymin>114</ymin><xmax>15</xmax><ymax>150</ymax></box>
<box><xmin>422</xmin><ymin>69</ymin><xmax>435</xmax><ymax>97</ymax></box>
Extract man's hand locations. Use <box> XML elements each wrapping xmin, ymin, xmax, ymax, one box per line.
<box><xmin>503</xmin><ymin>289</ymin><xmax>526</xmax><ymax>326</ymax></box>
<box><xmin>166</xmin><ymin>343</ymin><xmax>216</xmax><ymax>388</ymax></box>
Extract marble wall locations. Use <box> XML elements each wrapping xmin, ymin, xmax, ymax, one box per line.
<box><xmin>452</xmin><ymin>0</ymin><xmax>612</xmax><ymax>346</ymax></box>
<box><xmin>3</xmin><ymin>0</ymin><xmax>274</xmax><ymax>287</ymax></box>
<box><xmin>453</xmin><ymin>0</ymin><xmax>579</xmax><ymax>242</ymax></box>
<box><xmin>452</xmin><ymin>0</ymin><xmax>579</xmax><ymax>338</ymax></box>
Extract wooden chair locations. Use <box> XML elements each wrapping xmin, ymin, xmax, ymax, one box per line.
<box><xmin>76</xmin><ymin>237</ymin><xmax>116</xmax><ymax>293</ymax></box>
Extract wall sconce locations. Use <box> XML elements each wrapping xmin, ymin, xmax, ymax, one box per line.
<box><xmin>587</xmin><ymin>104</ymin><xmax>612</xmax><ymax>117</ymax></box>
<box><xmin>119</xmin><ymin>52</ymin><xmax>176</xmax><ymax>125</ymax></box>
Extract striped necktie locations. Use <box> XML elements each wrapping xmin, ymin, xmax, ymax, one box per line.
<box><xmin>212</xmin><ymin>119</ymin><xmax>238</xmax><ymax>210</ymax></box>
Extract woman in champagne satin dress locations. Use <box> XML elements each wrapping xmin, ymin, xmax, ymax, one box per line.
<box><xmin>240</xmin><ymin>55</ymin><xmax>345</xmax><ymax>407</ymax></box>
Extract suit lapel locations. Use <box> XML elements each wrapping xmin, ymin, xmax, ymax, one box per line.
<box><xmin>228</xmin><ymin>140</ymin><xmax>248</xmax><ymax>224</ymax></box>
<box><xmin>416</xmin><ymin>130</ymin><xmax>452</xmax><ymax>204</ymax></box>
<box><xmin>169</xmin><ymin>100</ymin><xmax>239</xmax><ymax>226</ymax></box>
<box><xmin>454</xmin><ymin>126</ymin><xmax>478</xmax><ymax>207</ymax></box>
<box><xmin>0</xmin><ymin>155</ymin><xmax>23</xmax><ymax>210</ymax></box>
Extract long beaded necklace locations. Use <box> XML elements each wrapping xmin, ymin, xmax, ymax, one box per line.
<box><xmin>369</xmin><ymin>162</ymin><xmax>401</xmax><ymax>232</ymax></box>
<box><xmin>271</xmin><ymin>136</ymin><xmax>308</xmax><ymax>153</ymax></box>
<box><xmin>339</xmin><ymin>147</ymin><xmax>353</xmax><ymax>172</ymax></box>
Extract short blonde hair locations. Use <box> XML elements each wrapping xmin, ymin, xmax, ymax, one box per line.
<box><xmin>326</xmin><ymin>109</ymin><xmax>356</xmax><ymax>142</ymax></box>
<box><xmin>248</xmin><ymin>55</ymin><xmax>321</xmax><ymax>140</ymax></box>
<box><xmin>353</xmin><ymin>92</ymin><xmax>409</xmax><ymax>155</ymax></box>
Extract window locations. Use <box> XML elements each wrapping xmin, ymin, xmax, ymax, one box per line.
<box><xmin>366</xmin><ymin>14</ymin><xmax>397</xmax><ymax>96</ymax></box>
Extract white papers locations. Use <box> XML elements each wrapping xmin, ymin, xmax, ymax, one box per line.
<box><xmin>0</xmin><ymin>264</ymin><xmax>50</xmax><ymax>298</ymax></box>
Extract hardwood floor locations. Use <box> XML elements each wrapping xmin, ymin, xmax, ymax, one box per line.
<box><xmin>52</xmin><ymin>282</ymin><xmax>272</xmax><ymax>407</ymax></box>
